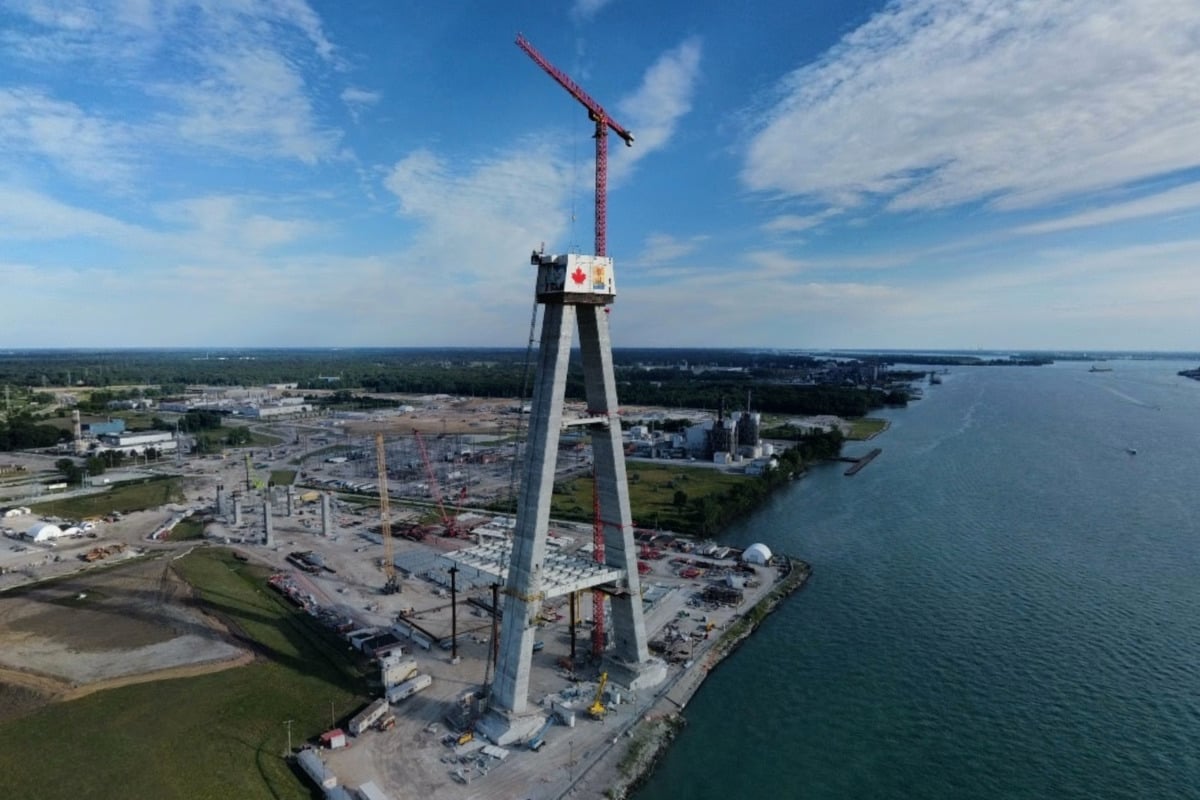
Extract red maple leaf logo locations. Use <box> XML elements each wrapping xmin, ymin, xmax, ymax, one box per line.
<box><xmin>571</xmin><ymin>267</ymin><xmax>587</xmax><ymax>284</ymax></box>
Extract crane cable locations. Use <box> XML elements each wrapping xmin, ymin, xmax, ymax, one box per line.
<box><xmin>506</xmin><ymin>297</ymin><xmax>541</xmax><ymax>520</ymax></box>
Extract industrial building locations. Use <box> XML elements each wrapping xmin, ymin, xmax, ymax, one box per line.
<box><xmin>97</xmin><ymin>430</ymin><xmax>178</xmax><ymax>455</ymax></box>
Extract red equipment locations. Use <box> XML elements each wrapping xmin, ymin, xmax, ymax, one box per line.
<box><xmin>413</xmin><ymin>429</ymin><xmax>459</xmax><ymax>538</ymax></box>
<box><xmin>515</xmin><ymin>33</ymin><xmax>634</xmax><ymax>258</ymax></box>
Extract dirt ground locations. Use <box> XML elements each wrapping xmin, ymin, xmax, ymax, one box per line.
<box><xmin>0</xmin><ymin>554</ymin><xmax>249</xmax><ymax>715</ymax></box>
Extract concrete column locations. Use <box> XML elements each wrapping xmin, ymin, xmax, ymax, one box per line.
<box><xmin>233</xmin><ymin>496</ymin><xmax>243</xmax><ymax>526</ymax></box>
<box><xmin>321</xmin><ymin>493</ymin><xmax>333</xmax><ymax>537</ymax></box>
<box><xmin>493</xmin><ymin>302</ymin><xmax>576</xmax><ymax>716</ymax></box>
<box><xmin>286</xmin><ymin>488</ymin><xmax>294</xmax><ymax>517</ymax></box>
<box><xmin>215</xmin><ymin>484</ymin><xmax>227</xmax><ymax>518</ymax></box>
<box><xmin>263</xmin><ymin>497</ymin><xmax>273</xmax><ymax>546</ymax></box>
<box><xmin>578</xmin><ymin>306</ymin><xmax>651</xmax><ymax>668</ymax></box>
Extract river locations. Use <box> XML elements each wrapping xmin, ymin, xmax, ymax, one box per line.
<box><xmin>634</xmin><ymin>360</ymin><xmax>1200</xmax><ymax>800</ymax></box>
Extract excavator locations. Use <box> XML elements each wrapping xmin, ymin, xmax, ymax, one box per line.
<box><xmin>589</xmin><ymin>671</ymin><xmax>608</xmax><ymax>720</ymax></box>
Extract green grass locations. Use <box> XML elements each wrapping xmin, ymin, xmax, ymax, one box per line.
<box><xmin>846</xmin><ymin>417</ymin><xmax>888</xmax><ymax>440</ymax></box>
<box><xmin>168</xmin><ymin>517</ymin><xmax>206</xmax><ymax>540</ymax></box>
<box><xmin>30</xmin><ymin>476</ymin><xmax>185</xmax><ymax>518</ymax></box>
<box><xmin>270</xmin><ymin>469</ymin><xmax>297</xmax><ymax>487</ymax></box>
<box><xmin>0</xmin><ymin>548</ymin><xmax>369</xmax><ymax>800</ymax></box>
<box><xmin>551</xmin><ymin>462</ymin><xmax>747</xmax><ymax>532</ymax></box>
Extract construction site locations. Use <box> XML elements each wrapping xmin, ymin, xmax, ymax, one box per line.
<box><xmin>0</xmin><ymin>34</ymin><xmax>814</xmax><ymax>800</ymax></box>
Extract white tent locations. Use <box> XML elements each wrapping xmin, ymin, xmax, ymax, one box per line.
<box><xmin>27</xmin><ymin>522</ymin><xmax>65</xmax><ymax>542</ymax></box>
<box><xmin>742</xmin><ymin>542</ymin><xmax>773</xmax><ymax>566</ymax></box>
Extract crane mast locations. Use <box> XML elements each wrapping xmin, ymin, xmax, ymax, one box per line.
<box><xmin>515</xmin><ymin>33</ymin><xmax>634</xmax><ymax>257</ymax></box>
<box><xmin>374</xmin><ymin>433</ymin><xmax>399</xmax><ymax>594</ymax></box>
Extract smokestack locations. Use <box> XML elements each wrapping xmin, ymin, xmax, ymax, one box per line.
<box><xmin>216</xmin><ymin>484</ymin><xmax>227</xmax><ymax>517</ymax></box>
<box><xmin>233</xmin><ymin>495</ymin><xmax>243</xmax><ymax>526</ymax></box>
<box><xmin>286</xmin><ymin>487</ymin><xmax>294</xmax><ymax>517</ymax></box>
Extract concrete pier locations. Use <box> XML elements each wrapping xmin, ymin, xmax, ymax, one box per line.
<box><xmin>263</xmin><ymin>497</ymin><xmax>273</xmax><ymax>546</ymax></box>
<box><xmin>321</xmin><ymin>492</ymin><xmax>333</xmax><ymax>537</ymax></box>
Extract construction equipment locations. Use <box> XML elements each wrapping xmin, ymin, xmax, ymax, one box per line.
<box><xmin>589</xmin><ymin>672</ymin><xmax>608</xmax><ymax>720</ymax></box>
<box><xmin>515</xmin><ymin>33</ymin><xmax>634</xmax><ymax>257</ymax></box>
<box><xmin>413</xmin><ymin>429</ymin><xmax>459</xmax><ymax>537</ymax></box>
<box><xmin>244</xmin><ymin>454</ymin><xmax>265</xmax><ymax>491</ymax></box>
<box><xmin>374</xmin><ymin>433</ymin><xmax>400</xmax><ymax>595</ymax></box>
<box><xmin>528</xmin><ymin>717</ymin><xmax>554</xmax><ymax>751</ymax></box>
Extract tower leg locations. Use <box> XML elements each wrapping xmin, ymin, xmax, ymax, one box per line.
<box><xmin>578</xmin><ymin>307</ymin><xmax>664</xmax><ymax>688</ymax></box>
<box><xmin>491</xmin><ymin>303</ymin><xmax>575</xmax><ymax>717</ymax></box>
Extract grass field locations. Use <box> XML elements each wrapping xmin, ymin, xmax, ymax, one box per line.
<box><xmin>168</xmin><ymin>516</ymin><xmax>206</xmax><ymax>540</ymax></box>
<box><xmin>846</xmin><ymin>417</ymin><xmax>889</xmax><ymax>440</ymax></box>
<box><xmin>270</xmin><ymin>469</ymin><xmax>297</xmax><ymax>486</ymax></box>
<box><xmin>551</xmin><ymin>461</ymin><xmax>747</xmax><ymax>533</ymax></box>
<box><xmin>29</xmin><ymin>477</ymin><xmax>185</xmax><ymax>518</ymax></box>
<box><xmin>0</xmin><ymin>548</ymin><xmax>369</xmax><ymax>800</ymax></box>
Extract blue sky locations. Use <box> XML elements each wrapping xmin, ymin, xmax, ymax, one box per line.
<box><xmin>2</xmin><ymin>0</ymin><xmax>1199</xmax><ymax>350</ymax></box>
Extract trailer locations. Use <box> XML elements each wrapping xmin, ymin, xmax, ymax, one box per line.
<box><xmin>348</xmin><ymin>698</ymin><xmax>389</xmax><ymax>735</ymax></box>
<box><xmin>386</xmin><ymin>673</ymin><xmax>432</xmax><ymax>704</ymax></box>
<box><xmin>381</xmin><ymin>656</ymin><xmax>418</xmax><ymax>687</ymax></box>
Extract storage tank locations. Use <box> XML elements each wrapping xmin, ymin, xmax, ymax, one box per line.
<box><xmin>296</xmin><ymin>749</ymin><xmax>337</xmax><ymax>789</ymax></box>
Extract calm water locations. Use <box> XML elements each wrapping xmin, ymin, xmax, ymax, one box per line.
<box><xmin>636</xmin><ymin>361</ymin><xmax>1200</xmax><ymax>800</ymax></box>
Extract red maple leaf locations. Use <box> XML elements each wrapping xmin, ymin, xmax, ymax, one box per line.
<box><xmin>571</xmin><ymin>267</ymin><xmax>587</xmax><ymax>284</ymax></box>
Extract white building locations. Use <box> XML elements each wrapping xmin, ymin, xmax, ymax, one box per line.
<box><xmin>742</xmin><ymin>543</ymin><xmax>773</xmax><ymax>566</ymax></box>
<box><xmin>26</xmin><ymin>522</ymin><xmax>67</xmax><ymax>542</ymax></box>
<box><xmin>98</xmin><ymin>430</ymin><xmax>178</xmax><ymax>455</ymax></box>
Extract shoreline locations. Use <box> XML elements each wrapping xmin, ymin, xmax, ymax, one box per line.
<box><xmin>560</xmin><ymin>556</ymin><xmax>813</xmax><ymax>800</ymax></box>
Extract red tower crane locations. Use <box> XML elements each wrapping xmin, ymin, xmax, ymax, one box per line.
<box><xmin>515</xmin><ymin>33</ymin><xmax>634</xmax><ymax>258</ymax></box>
<box><xmin>517</xmin><ymin>34</ymin><xmax>636</xmax><ymax>660</ymax></box>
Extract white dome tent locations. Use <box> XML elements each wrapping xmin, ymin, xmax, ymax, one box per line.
<box><xmin>26</xmin><ymin>522</ymin><xmax>66</xmax><ymax>542</ymax></box>
<box><xmin>742</xmin><ymin>542</ymin><xmax>773</xmax><ymax>566</ymax></box>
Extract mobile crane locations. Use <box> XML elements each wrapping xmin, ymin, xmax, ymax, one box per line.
<box><xmin>589</xmin><ymin>671</ymin><xmax>609</xmax><ymax>720</ymax></box>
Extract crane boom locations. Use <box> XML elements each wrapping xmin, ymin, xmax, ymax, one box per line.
<box><xmin>375</xmin><ymin>433</ymin><xmax>399</xmax><ymax>594</ymax></box>
<box><xmin>414</xmin><ymin>429</ymin><xmax>456</xmax><ymax>537</ymax></box>
<box><xmin>515</xmin><ymin>33</ymin><xmax>634</xmax><ymax>257</ymax></box>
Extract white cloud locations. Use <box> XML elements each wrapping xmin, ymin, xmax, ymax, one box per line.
<box><xmin>761</xmin><ymin>210</ymin><xmax>842</xmax><ymax>234</ymax></box>
<box><xmin>0</xmin><ymin>89</ymin><xmax>133</xmax><ymax>184</ymax></box>
<box><xmin>0</xmin><ymin>185</ymin><xmax>141</xmax><ymax>240</ymax></box>
<box><xmin>341</xmin><ymin>86</ymin><xmax>381</xmax><ymax>121</ymax></box>
<box><xmin>637</xmin><ymin>233</ymin><xmax>707</xmax><ymax>265</ymax></box>
<box><xmin>384</xmin><ymin>142</ymin><xmax>573</xmax><ymax>285</ymax></box>
<box><xmin>743</xmin><ymin>0</ymin><xmax>1200</xmax><ymax>216</ymax></box>
<box><xmin>164</xmin><ymin>47</ymin><xmax>340</xmax><ymax>164</ymax></box>
<box><xmin>1016</xmin><ymin>182</ymin><xmax>1200</xmax><ymax>235</ymax></box>
<box><xmin>571</xmin><ymin>0</ymin><xmax>614</xmax><ymax>22</ymax></box>
<box><xmin>611</xmin><ymin>37</ymin><xmax>702</xmax><ymax>184</ymax></box>
<box><xmin>1</xmin><ymin>0</ymin><xmax>342</xmax><ymax>166</ymax></box>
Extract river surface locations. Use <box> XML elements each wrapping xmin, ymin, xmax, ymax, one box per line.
<box><xmin>635</xmin><ymin>361</ymin><xmax>1200</xmax><ymax>800</ymax></box>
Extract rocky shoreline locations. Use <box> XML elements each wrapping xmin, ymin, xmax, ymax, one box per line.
<box><xmin>565</xmin><ymin>556</ymin><xmax>813</xmax><ymax>800</ymax></box>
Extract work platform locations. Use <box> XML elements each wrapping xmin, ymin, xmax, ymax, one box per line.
<box><xmin>443</xmin><ymin>540</ymin><xmax>626</xmax><ymax>599</ymax></box>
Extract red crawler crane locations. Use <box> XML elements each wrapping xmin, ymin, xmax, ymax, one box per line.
<box><xmin>413</xmin><ymin>429</ymin><xmax>458</xmax><ymax>538</ymax></box>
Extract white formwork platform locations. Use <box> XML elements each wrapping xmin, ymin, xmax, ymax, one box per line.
<box><xmin>442</xmin><ymin>539</ymin><xmax>624</xmax><ymax>599</ymax></box>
